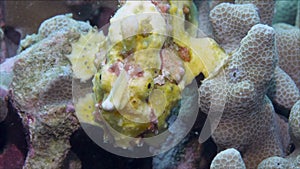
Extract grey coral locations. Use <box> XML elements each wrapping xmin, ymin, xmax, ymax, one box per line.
<box><xmin>200</xmin><ymin>24</ymin><xmax>289</xmax><ymax>169</ymax></box>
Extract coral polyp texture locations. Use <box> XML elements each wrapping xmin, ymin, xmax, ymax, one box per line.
<box><xmin>258</xmin><ymin>100</ymin><xmax>300</xmax><ymax>169</ymax></box>
<box><xmin>209</xmin><ymin>3</ymin><xmax>260</xmax><ymax>53</ymax></box>
<box><xmin>273</xmin><ymin>23</ymin><xmax>300</xmax><ymax>90</ymax></box>
<box><xmin>201</xmin><ymin>1</ymin><xmax>300</xmax><ymax>168</ymax></box>
<box><xmin>199</xmin><ymin>24</ymin><xmax>289</xmax><ymax>168</ymax></box>
<box><xmin>1</xmin><ymin>0</ymin><xmax>300</xmax><ymax>168</ymax></box>
<box><xmin>210</xmin><ymin>148</ymin><xmax>246</xmax><ymax>169</ymax></box>
<box><xmin>267</xmin><ymin>67</ymin><xmax>300</xmax><ymax>114</ymax></box>
<box><xmin>235</xmin><ymin>0</ymin><xmax>275</xmax><ymax>25</ymax></box>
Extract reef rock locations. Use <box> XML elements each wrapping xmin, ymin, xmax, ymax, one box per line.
<box><xmin>10</xmin><ymin>14</ymin><xmax>91</xmax><ymax>168</ymax></box>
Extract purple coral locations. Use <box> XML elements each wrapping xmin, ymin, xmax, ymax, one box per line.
<box><xmin>258</xmin><ymin>100</ymin><xmax>300</xmax><ymax>168</ymax></box>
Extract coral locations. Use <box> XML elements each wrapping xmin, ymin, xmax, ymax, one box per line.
<box><xmin>209</xmin><ymin>3</ymin><xmax>260</xmax><ymax>53</ymax></box>
<box><xmin>258</xmin><ymin>100</ymin><xmax>300</xmax><ymax>169</ymax></box>
<box><xmin>152</xmin><ymin>85</ymin><xmax>208</xmax><ymax>169</ymax></box>
<box><xmin>267</xmin><ymin>67</ymin><xmax>300</xmax><ymax>115</ymax></box>
<box><xmin>210</xmin><ymin>148</ymin><xmax>246</xmax><ymax>169</ymax></box>
<box><xmin>0</xmin><ymin>57</ymin><xmax>17</xmax><ymax>122</ymax></box>
<box><xmin>11</xmin><ymin>14</ymin><xmax>90</xmax><ymax>111</ymax></box>
<box><xmin>235</xmin><ymin>0</ymin><xmax>275</xmax><ymax>25</ymax></box>
<box><xmin>0</xmin><ymin>58</ymin><xmax>15</xmax><ymax>91</ymax></box>
<box><xmin>209</xmin><ymin>0</ymin><xmax>234</xmax><ymax>11</ymax></box>
<box><xmin>257</xmin><ymin>156</ymin><xmax>290</xmax><ymax>169</ymax></box>
<box><xmin>290</xmin><ymin>100</ymin><xmax>300</xmax><ymax>148</ymax></box>
<box><xmin>273</xmin><ymin>23</ymin><xmax>300</xmax><ymax>90</ymax></box>
<box><xmin>199</xmin><ymin>24</ymin><xmax>289</xmax><ymax>168</ymax></box>
<box><xmin>273</xmin><ymin>0</ymin><xmax>299</xmax><ymax>26</ymax></box>
<box><xmin>202</xmin><ymin>2</ymin><xmax>299</xmax><ymax>167</ymax></box>
<box><xmin>23</xmin><ymin>105</ymin><xmax>79</xmax><ymax>169</ymax></box>
<box><xmin>10</xmin><ymin>14</ymin><xmax>92</xmax><ymax>168</ymax></box>
<box><xmin>38</xmin><ymin>14</ymin><xmax>90</xmax><ymax>39</ymax></box>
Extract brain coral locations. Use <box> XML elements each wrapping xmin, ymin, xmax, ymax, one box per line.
<box><xmin>199</xmin><ymin>24</ymin><xmax>289</xmax><ymax>168</ymax></box>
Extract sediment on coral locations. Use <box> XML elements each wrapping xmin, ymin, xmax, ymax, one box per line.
<box><xmin>9</xmin><ymin>14</ymin><xmax>92</xmax><ymax>168</ymax></box>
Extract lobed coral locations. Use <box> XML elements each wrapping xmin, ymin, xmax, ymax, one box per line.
<box><xmin>199</xmin><ymin>24</ymin><xmax>289</xmax><ymax>168</ymax></box>
<box><xmin>267</xmin><ymin>67</ymin><xmax>300</xmax><ymax>115</ymax></box>
<box><xmin>209</xmin><ymin>3</ymin><xmax>260</xmax><ymax>53</ymax></box>
<box><xmin>154</xmin><ymin>1</ymin><xmax>299</xmax><ymax>168</ymax></box>
<box><xmin>199</xmin><ymin>1</ymin><xmax>300</xmax><ymax>169</ymax></box>
<box><xmin>273</xmin><ymin>23</ymin><xmax>300</xmax><ymax>90</ymax></box>
<box><xmin>235</xmin><ymin>0</ymin><xmax>275</xmax><ymax>26</ymax></box>
<box><xmin>258</xmin><ymin>100</ymin><xmax>300</xmax><ymax>169</ymax></box>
